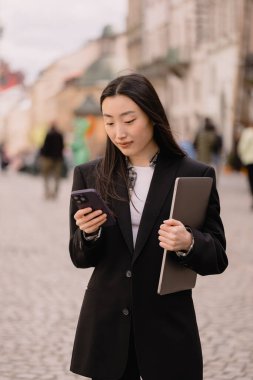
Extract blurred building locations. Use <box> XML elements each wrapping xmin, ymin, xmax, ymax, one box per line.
<box><xmin>0</xmin><ymin>60</ymin><xmax>24</xmax><ymax>91</ymax></box>
<box><xmin>0</xmin><ymin>60</ymin><xmax>32</xmax><ymax>159</ymax></box>
<box><xmin>29</xmin><ymin>36</ymin><xmax>101</xmax><ymax>149</ymax></box>
<box><xmin>2</xmin><ymin>25</ymin><xmax>129</xmax><ymax>162</ymax></box>
<box><xmin>127</xmin><ymin>0</ymin><xmax>253</xmax><ymax>153</ymax></box>
<box><xmin>30</xmin><ymin>26</ymin><xmax>128</xmax><ymax>153</ymax></box>
<box><xmin>56</xmin><ymin>25</ymin><xmax>128</xmax><ymax>129</ymax></box>
<box><xmin>72</xmin><ymin>94</ymin><xmax>103</xmax><ymax>163</ymax></box>
<box><xmin>237</xmin><ymin>0</ymin><xmax>253</xmax><ymax>127</ymax></box>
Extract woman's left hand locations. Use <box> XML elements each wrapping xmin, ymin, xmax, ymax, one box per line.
<box><xmin>158</xmin><ymin>219</ymin><xmax>192</xmax><ymax>252</ymax></box>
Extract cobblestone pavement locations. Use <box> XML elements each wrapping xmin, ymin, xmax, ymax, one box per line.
<box><xmin>0</xmin><ymin>169</ymin><xmax>252</xmax><ymax>380</ymax></box>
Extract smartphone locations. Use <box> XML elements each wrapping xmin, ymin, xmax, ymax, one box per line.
<box><xmin>71</xmin><ymin>188</ymin><xmax>116</xmax><ymax>227</ymax></box>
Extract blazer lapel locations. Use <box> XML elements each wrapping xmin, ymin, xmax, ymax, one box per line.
<box><xmin>133</xmin><ymin>155</ymin><xmax>182</xmax><ymax>264</ymax></box>
<box><xmin>111</xmin><ymin>177</ymin><xmax>134</xmax><ymax>254</ymax></box>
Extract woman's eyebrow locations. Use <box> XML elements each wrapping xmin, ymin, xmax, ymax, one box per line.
<box><xmin>120</xmin><ymin>111</ymin><xmax>136</xmax><ymax>117</ymax></box>
<box><xmin>103</xmin><ymin>111</ymin><xmax>136</xmax><ymax>118</ymax></box>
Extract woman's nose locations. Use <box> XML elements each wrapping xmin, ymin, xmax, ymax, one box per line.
<box><xmin>115</xmin><ymin>125</ymin><xmax>127</xmax><ymax>139</ymax></box>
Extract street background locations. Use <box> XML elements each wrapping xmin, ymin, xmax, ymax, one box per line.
<box><xmin>0</xmin><ymin>168</ymin><xmax>252</xmax><ymax>380</ymax></box>
<box><xmin>1</xmin><ymin>1</ymin><xmax>253</xmax><ymax>379</ymax></box>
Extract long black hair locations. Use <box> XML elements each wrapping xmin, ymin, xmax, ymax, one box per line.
<box><xmin>96</xmin><ymin>73</ymin><xmax>185</xmax><ymax>202</ymax></box>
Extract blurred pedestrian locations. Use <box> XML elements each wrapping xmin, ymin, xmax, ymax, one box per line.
<box><xmin>69</xmin><ymin>73</ymin><xmax>228</xmax><ymax>380</ymax></box>
<box><xmin>179</xmin><ymin>125</ymin><xmax>196</xmax><ymax>159</ymax></box>
<box><xmin>194</xmin><ymin>117</ymin><xmax>223</xmax><ymax>177</ymax></box>
<box><xmin>237</xmin><ymin>124</ymin><xmax>253</xmax><ymax>209</ymax></box>
<box><xmin>39</xmin><ymin>123</ymin><xmax>64</xmax><ymax>199</ymax></box>
<box><xmin>226</xmin><ymin>128</ymin><xmax>242</xmax><ymax>171</ymax></box>
<box><xmin>0</xmin><ymin>143</ymin><xmax>10</xmax><ymax>172</ymax></box>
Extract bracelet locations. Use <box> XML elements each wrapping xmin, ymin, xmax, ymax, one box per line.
<box><xmin>83</xmin><ymin>227</ymin><xmax>102</xmax><ymax>241</ymax></box>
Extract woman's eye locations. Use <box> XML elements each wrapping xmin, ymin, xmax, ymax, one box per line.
<box><xmin>125</xmin><ymin>119</ymin><xmax>135</xmax><ymax>124</ymax></box>
<box><xmin>106</xmin><ymin>122</ymin><xmax>114</xmax><ymax>126</ymax></box>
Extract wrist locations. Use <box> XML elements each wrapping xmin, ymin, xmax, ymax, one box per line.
<box><xmin>176</xmin><ymin>227</ymin><xmax>194</xmax><ymax>257</ymax></box>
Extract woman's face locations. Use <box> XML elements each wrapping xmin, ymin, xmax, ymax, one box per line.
<box><xmin>102</xmin><ymin>94</ymin><xmax>158</xmax><ymax>166</ymax></box>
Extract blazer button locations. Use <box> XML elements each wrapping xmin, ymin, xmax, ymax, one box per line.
<box><xmin>122</xmin><ymin>308</ymin><xmax>129</xmax><ymax>316</ymax></box>
<box><xmin>126</xmin><ymin>270</ymin><xmax>132</xmax><ymax>278</ymax></box>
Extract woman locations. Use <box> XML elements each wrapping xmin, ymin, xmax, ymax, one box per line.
<box><xmin>69</xmin><ymin>73</ymin><xmax>228</xmax><ymax>380</ymax></box>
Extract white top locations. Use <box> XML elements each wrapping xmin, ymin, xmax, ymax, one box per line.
<box><xmin>129</xmin><ymin>166</ymin><xmax>154</xmax><ymax>246</ymax></box>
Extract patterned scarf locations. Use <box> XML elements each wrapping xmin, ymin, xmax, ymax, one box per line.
<box><xmin>126</xmin><ymin>151</ymin><xmax>159</xmax><ymax>194</ymax></box>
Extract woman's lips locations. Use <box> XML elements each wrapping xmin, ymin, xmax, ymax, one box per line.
<box><xmin>117</xmin><ymin>142</ymin><xmax>133</xmax><ymax>149</ymax></box>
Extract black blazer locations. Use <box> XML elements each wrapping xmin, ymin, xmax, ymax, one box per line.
<box><xmin>69</xmin><ymin>154</ymin><xmax>228</xmax><ymax>380</ymax></box>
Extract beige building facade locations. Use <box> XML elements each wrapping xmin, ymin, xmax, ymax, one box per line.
<box><xmin>30</xmin><ymin>38</ymin><xmax>101</xmax><ymax>143</ymax></box>
<box><xmin>0</xmin><ymin>85</ymin><xmax>33</xmax><ymax>159</ymax></box>
<box><xmin>3</xmin><ymin>26</ymin><xmax>129</xmax><ymax>160</ymax></box>
<box><xmin>56</xmin><ymin>29</ymin><xmax>129</xmax><ymax>133</ymax></box>
<box><xmin>54</xmin><ymin>28</ymin><xmax>129</xmax><ymax>160</ymax></box>
<box><xmin>127</xmin><ymin>0</ymin><xmax>253</xmax><ymax>153</ymax></box>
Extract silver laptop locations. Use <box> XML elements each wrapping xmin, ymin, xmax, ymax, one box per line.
<box><xmin>157</xmin><ymin>177</ymin><xmax>213</xmax><ymax>295</ymax></box>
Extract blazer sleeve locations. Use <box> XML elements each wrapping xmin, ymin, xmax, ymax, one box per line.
<box><xmin>177</xmin><ymin>166</ymin><xmax>228</xmax><ymax>276</ymax></box>
<box><xmin>69</xmin><ymin>165</ymin><xmax>105</xmax><ymax>268</ymax></box>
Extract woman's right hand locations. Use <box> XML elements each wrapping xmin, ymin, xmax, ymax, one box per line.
<box><xmin>74</xmin><ymin>207</ymin><xmax>107</xmax><ymax>234</ymax></box>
